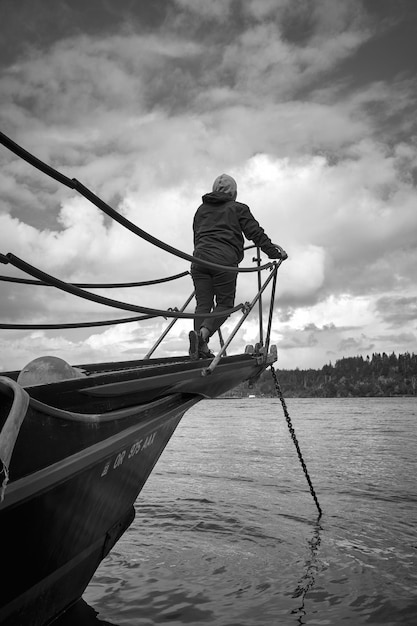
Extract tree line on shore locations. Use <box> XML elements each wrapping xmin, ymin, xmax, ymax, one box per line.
<box><xmin>229</xmin><ymin>352</ymin><xmax>417</xmax><ymax>397</ymax></box>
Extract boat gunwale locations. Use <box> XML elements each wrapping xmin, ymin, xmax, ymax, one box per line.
<box><xmin>3</xmin><ymin>352</ymin><xmax>254</xmax><ymax>392</ymax></box>
<box><xmin>27</xmin><ymin>391</ymin><xmax>189</xmax><ymax>422</ymax></box>
<box><xmin>79</xmin><ymin>354</ymin><xmax>255</xmax><ymax>398</ymax></box>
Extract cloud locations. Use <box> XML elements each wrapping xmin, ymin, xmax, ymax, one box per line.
<box><xmin>219</xmin><ymin>25</ymin><xmax>367</xmax><ymax>102</ymax></box>
<box><xmin>173</xmin><ymin>0</ymin><xmax>235</xmax><ymax>19</ymax></box>
<box><xmin>375</xmin><ymin>296</ymin><xmax>417</xmax><ymax>327</ymax></box>
<box><xmin>1</xmin><ymin>1</ymin><xmax>417</xmax><ymax>371</ymax></box>
<box><xmin>0</xmin><ymin>330</ymin><xmax>85</xmax><ymax>373</ymax></box>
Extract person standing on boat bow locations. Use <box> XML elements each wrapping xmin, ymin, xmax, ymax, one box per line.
<box><xmin>189</xmin><ymin>173</ymin><xmax>287</xmax><ymax>360</ymax></box>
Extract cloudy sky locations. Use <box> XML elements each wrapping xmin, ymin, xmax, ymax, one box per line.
<box><xmin>1</xmin><ymin>0</ymin><xmax>416</xmax><ymax>372</ymax></box>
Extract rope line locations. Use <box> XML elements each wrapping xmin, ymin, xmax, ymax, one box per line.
<box><xmin>0</xmin><ymin>253</ymin><xmax>244</xmax><ymax>320</ymax></box>
<box><xmin>270</xmin><ymin>365</ymin><xmax>322</xmax><ymax>517</ymax></box>
<box><xmin>0</xmin><ymin>271</ymin><xmax>190</xmax><ymax>288</ymax></box>
<box><xmin>0</xmin><ymin>314</ymin><xmax>154</xmax><ymax>330</ymax></box>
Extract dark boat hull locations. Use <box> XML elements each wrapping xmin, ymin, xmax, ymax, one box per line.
<box><xmin>1</xmin><ymin>394</ymin><xmax>197</xmax><ymax>626</ymax></box>
<box><xmin>0</xmin><ymin>352</ymin><xmax>270</xmax><ymax>625</ymax></box>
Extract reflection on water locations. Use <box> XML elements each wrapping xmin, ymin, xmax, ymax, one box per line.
<box><xmin>291</xmin><ymin>515</ymin><xmax>323</xmax><ymax>625</ymax></box>
<box><xmin>69</xmin><ymin>398</ymin><xmax>416</xmax><ymax>625</ymax></box>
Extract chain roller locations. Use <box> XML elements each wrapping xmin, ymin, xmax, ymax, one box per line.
<box><xmin>270</xmin><ymin>365</ymin><xmax>322</xmax><ymax>518</ymax></box>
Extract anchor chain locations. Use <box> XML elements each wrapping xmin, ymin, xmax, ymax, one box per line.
<box><xmin>270</xmin><ymin>365</ymin><xmax>322</xmax><ymax>518</ymax></box>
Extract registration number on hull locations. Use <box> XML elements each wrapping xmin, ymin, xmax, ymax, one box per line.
<box><xmin>101</xmin><ymin>431</ymin><xmax>157</xmax><ymax>477</ymax></box>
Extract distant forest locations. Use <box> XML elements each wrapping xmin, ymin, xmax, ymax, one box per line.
<box><xmin>229</xmin><ymin>352</ymin><xmax>417</xmax><ymax>397</ymax></box>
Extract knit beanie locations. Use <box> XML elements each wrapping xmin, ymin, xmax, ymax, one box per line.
<box><xmin>212</xmin><ymin>174</ymin><xmax>237</xmax><ymax>198</ymax></box>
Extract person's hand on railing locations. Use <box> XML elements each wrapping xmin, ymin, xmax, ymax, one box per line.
<box><xmin>269</xmin><ymin>245</ymin><xmax>288</xmax><ymax>261</ymax></box>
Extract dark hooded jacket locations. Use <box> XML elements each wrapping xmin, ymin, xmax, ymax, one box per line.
<box><xmin>192</xmin><ymin>191</ymin><xmax>277</xmax><ymax>266</ymax></box>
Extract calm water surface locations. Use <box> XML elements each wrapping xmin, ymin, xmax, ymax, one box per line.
<box><xmin>58</xmin><ymin>397</ymin><xmax>417</xmax><ymax>625</ymax></box>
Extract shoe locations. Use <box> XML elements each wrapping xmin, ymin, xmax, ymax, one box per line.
<box><xmin>198</xmin><ymin>339</ymin><xmax>215</xmax><ymax>359</ymax></box>
<box><xmin>188</xmin><ymin>330</ymin><xmax>200</xmax><ymax>360</ymax></box>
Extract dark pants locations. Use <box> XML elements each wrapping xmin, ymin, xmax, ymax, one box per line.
<box><xmin>191</xmin><ymin>264</ymin><xmax>237</xmax><ymax>336</ymax></box>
